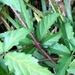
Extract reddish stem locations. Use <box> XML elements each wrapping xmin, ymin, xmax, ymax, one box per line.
<box><xmin>11</xmin><ymin>6</ymin><xmax>56</xmax><ymax>65</ymax></box>
<box><xmin>11</xmin><ymin>7</ymin><xmax>27</xmax><ymax>27</ymax></box>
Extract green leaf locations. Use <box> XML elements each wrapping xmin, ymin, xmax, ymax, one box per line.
<box><xmin>64</xmin><ymin>0</ymin><xmax>73</xmax><ymax>22</ymax></box>
<box><xmin>0</xmin><ymin>66</ymin><xmax>6</xmax><ymax>75</ymax></box>
<box><xmin>68</xmin><ymin>39</ymin><xmax>75</xmax><ymax>52</ymax></box>
<box><xmin>23</xmin><ymin>47</ymin><xmax>36</xmax><ymax>54</ymax></box>
<box><xmin>1</xmin><ymin>11</ymin><xmax>20</xmax><ymax>29</ymax></box>
<box><xmin>61</xmin><ymin>22</ymin><xmax>74</xmax><ymax>49</ymax></box>
<box><xmin>49</xmin><ymin>43</ymin><xmax>70</xmax><ymax>55</ymax></box>
<box><xmin>67</xmin><ymin>59</ymin><xmax>75</xmax><ymax>74</ymax></box>
<box><xmin>0</xmin><ymin>0</ymin><xmax>21</xmax><ymax>12</ymax></box>
<box><xmin>20</xmin><ymin>36</ymin><xmax>34</xmax><ymax>46</ymax></box>
<box><xmin>48</xmin><ymin>0</ymin><xmax>58</xmax><ymax>13</ymax></box>
<box><xmin>56</xmin><ymin>55</ymin><xmax>72</xmax><ymax>75</ymax></box>
<box><xmin>4</xmin><ymin>52</ymin><xmax>54</xmax><ymax>75</ymax></box>
<box><xmin>0</xmin><ymin>59</ymin><xmax>8</xmax><ymax>73</ymax></box>
<box><xmin>26</xmin><ymin>3</ymin><xmax>44</xmax><ymax>18</ymax></box>
<box><xmin>36</xmin><ymin>13</ymin><xmax>59</xmax><ymax>40</ymax></box>
<box><xmin>33</xmin><ymin>50</ymin><xmax>55</xmax><ymax>68</ymax></box>
<box><xmin>41</xmin><ymin>32</ymin><xmax>61</xmax><ymax>47</ymax></box>
<box><xmin>19</xmin><ymin>0</ymin><xmax>33</xmax><ymax>31</ymax></box>
<box><xmin>0</xmin><ymin>41</ymin><xmax>3</xmax><ymax>54</ymax></box>
<box><xmin>0</xmin><ymin>3</ymin><xmax>3</xmax><ymax>10</ymax></box>
<box><xmin>0</xmin><ymin>31</ymin><xmax>9</xmax><ymax>39</ymax></box>
<box><xmin>41</xmin><ymin>0</ymin><xmax>47</xmax><ymax>13</ymax></box>
<box><xmin>61</xmin><ymin>22</ymin><xmax>74</xmax><ymax>39</ymax></box>
<box><xmin>14</xmin><ymin>16</ymin><xmax>23</xmax><ymax>28</ymax></box>
<box><xmin>3</xmin><ymin>28</ymin><xmax>30</xmax><ymax>52</ymax></box>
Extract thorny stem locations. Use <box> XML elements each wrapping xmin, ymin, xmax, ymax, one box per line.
<box><xmin>11</xmin><ymin>7</ymin><xmax>56</xmax><ymax>65</ymax></box>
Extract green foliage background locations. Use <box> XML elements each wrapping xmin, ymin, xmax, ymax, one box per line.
<box><xmin>0</xmin><ymin>0</ymin><xmax>75</xmax><ymax>75</ymax></box>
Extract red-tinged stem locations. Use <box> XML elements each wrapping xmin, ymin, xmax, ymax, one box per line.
<box><xmin>11</xmin><ymin>6</ymin><xmax>56</xmax><ymax>65</ymax></box>
<box><xmin>11</xmin><ymin>7</ymin><xmax>27</xmax><ymax>27</ymax></box>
